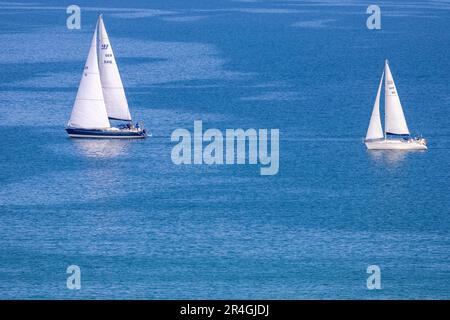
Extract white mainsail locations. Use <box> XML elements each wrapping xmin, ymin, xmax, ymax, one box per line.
<box><xmin>68</xmin><ymin>25</ymin><xmax>110</xmax><ymax>129</ymax></box>
<box><xmin>366</xmin><ymin>71</ymin><xmax>384</xmax><ymax>140</ymax></box>
<box><xmin>384</xmin><ymin>60</ymin><xmax>409</xmax><ymax>135</ymax></box>
<box><xmin>98</xmin><ymin>15</ymin><xmax>132</xmax><ymax>121</ymax></box>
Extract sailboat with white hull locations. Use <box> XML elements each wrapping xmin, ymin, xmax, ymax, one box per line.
<box><xmin>365</xmin><ymin>60</ymin><xmax>426</xmax><ymax>150</ymax></box>
<box><xmin>66</xmin><ymin>15</ymin><xmax>147</xmax><ymax>138</ymax></box>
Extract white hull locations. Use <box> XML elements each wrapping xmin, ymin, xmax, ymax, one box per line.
<box><xmin>365</xmin><ymin>139</ymin><xmax>427</xmax><ymax>150</ymax></box>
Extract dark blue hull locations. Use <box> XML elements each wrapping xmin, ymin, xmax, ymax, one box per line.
<box><xmin>66</xmin><ymin>128</ymin><xmax>147</xmax><ymax>139</ymax></box>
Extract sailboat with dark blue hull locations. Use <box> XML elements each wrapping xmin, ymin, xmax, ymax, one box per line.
<box><xmin>66</xmin><ymin>15</ymin><xmax>147</xmax><ymax>139</ymax></box>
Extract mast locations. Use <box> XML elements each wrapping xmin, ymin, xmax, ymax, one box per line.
<box><xmin>384</xmin><ymin>59</ymin><xmax>387</xmax><ymax>141</ymax></box>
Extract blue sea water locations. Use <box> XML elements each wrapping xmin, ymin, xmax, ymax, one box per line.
<box><xmin>0</xmin><ymin>0</ymin><xmax>449</xmax><ymax>299</ymax></box>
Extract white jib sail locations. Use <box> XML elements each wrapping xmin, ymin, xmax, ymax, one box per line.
<box><xmin>384</xmin><ymin>60</ymin><xmax>409</xmax><ymax>135</ymax></box>
<box><xmin>366</xmin><ymin>71</ymin><xmax>385</xmax><ymax>140</ymax></box>
<box><xmin>68</xmin><ymin>24</ymin><xmax>110</xmax><ymax>129</ymax></box>
<box><xmin>98</xmin><ymin>15</ymin><xmax>132</xmax><ymax>121</ymax></box>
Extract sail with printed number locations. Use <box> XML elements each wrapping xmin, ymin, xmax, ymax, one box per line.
<box><xmin>98</xmin><ymin>15</ymin><xmax>132</xmax><ymax>121</ymax></box>
<box><xmin>384</xmin><ymin>61</ymin><xmax>409</xmax><ymax>136</ymax></box>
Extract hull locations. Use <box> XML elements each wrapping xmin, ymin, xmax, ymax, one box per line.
<box><xmin>66</xmin><ymin>127</ymin><xmax>147</xmax><ymax>139</ymax></box>
<box><xmin>365</xmin><ymin>139</ymin><xmax>427</xmax><ymax>150</ymax></box>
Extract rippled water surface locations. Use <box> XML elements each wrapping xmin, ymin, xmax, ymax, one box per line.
<box><xmin>0</xmin><ymin>0</ymin><xmax>449</xmax><ymax>299</ymax></box>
